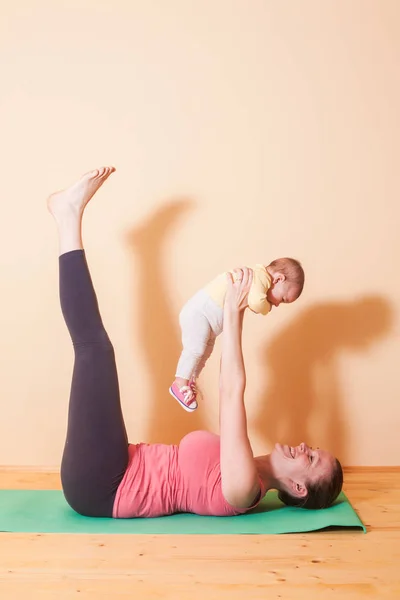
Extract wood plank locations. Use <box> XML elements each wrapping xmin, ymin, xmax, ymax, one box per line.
<box><xmin>0</xmin><ymin>468</ymin><xmax>399</xmax><ymax>599</ymax></box>
<box><xmin>0</xmin><ymin>531</ymin><xmax>398</xmax><ymax>598</ymax></box>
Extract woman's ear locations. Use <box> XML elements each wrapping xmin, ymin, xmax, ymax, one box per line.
<box><xmin>290</xmin><ymin>480</ymin><xmax>308</xmax><ymax>499</ymax></box>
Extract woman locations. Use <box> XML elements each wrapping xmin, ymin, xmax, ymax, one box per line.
<box><xmin>48</xmin><ymin>166</ymin><xmax>343</xmax><ymax>519</ymax></box>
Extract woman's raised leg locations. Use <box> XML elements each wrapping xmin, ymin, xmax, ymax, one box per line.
<box><xmin>48</xmin><ymin>167</ymin><xmax>129</xmax><ymax>517</ymax></box>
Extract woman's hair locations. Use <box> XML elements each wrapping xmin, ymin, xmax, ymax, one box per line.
<box><xmin>278</xmin><ymin>458</ymin><xmax>343</xmax><ymax>510</ymax></box>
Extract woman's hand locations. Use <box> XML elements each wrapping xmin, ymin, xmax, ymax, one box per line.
<box><xmin>224</xmin><ymin>267</ymin><xmax>253</xmax><ymax>314</ymax></box>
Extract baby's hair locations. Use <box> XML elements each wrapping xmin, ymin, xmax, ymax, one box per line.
<box><xmin>267</xmin><ymin>257</ymin><xmax>305</xmax><ymax>296</ymax></box>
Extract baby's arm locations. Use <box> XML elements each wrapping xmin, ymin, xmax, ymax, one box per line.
<box><xmin>247</xmin><ymin>265</ymin><xmax>271</xmax><ymax>315</ymax></box>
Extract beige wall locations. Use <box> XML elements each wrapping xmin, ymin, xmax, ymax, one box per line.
<box><xmin>0</xmin><ymin>0</ymin><xmax>399</xmax><ymax>466</ymax></box>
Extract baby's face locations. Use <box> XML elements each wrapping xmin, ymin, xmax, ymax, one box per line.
<box><xmin>267</xmin><ymin>281</ymin><xmax>299</xmax><ymax>308</ymax></box>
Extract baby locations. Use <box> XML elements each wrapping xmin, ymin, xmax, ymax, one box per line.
<box><xmin>169</xmin><ymin>257</ymin><xmax>305</xmax><ymax>411</ymax></box>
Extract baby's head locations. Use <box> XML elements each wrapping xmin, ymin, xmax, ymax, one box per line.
<box><xmin>266</xmin><ymin>258</ymin><xmax>304</xmax><ymax>308</ymax></box>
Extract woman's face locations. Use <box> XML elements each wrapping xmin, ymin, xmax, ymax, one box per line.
<box><xmin>271</xmin><ymin>442</ymin><xmax>336</xmax><ymax>494</ymax></box>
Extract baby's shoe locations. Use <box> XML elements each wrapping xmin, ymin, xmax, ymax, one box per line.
<box><xmin>169</xmin><ymin>380</ymin><xmax>198</xmax><ymax>412</ymax></box>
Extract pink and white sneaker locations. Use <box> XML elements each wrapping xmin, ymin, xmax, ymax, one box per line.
<box><xmin>169</xmin><ymin>381</ymin><xmax>198</xmax><ymax>412</ymax></box>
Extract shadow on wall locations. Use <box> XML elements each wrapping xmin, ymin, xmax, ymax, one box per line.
<box><xmin>126</xmin><ymin>199</ymin><xmax>206</xmax><ymax>444</ymax></box>
<box><xmin>254</xmin><ymin>297</ymin><xmax>392</xmax><ymax>463</ymax></box>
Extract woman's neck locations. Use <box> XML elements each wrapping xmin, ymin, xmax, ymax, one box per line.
<box><xmin>254</xmin><ymin>454</ymin><xmax>280</xmax><ymax>492</ymax></box>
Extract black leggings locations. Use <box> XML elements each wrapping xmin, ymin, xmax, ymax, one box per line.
<box><xmin>59</xmin><ymin>250</ymin><xmax>129</xmax><ymax>517</ymax></box>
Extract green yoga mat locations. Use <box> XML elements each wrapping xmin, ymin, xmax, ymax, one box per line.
<box><xmin>0</xmin><ymin>490</ymin><xmax>365</xmax><ymax>534</ymax></box>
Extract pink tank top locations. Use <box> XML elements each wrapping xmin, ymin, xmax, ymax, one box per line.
<box><xmin>112</xmin><ymin>430</ymin><xmax>265</xmax><ymax>518</ymax></box>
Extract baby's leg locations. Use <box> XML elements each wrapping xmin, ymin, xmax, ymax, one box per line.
<box><xmin>170</xmin><ymin>296</ymin><xmax>213</xmax><ymax>411</ymax></box>
<box><xmin>176</xmin><ymin>303</ymin><xmax>213</xmax><ymax>381</ymax></box>
<box><xmin>192</xmin><ymin>333</ymin><xmax>216</xmax><ymax>379</ymax></box>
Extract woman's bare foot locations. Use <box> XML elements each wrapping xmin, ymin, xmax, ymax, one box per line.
<box><xmin>48</xmin><ymin>166</ymin><xmax>116</xmax><ymax>255</ymax></box>
<box><xmin>47</xmin><ymin>166</ymin><xmax>116</xmax><ymax>222</ymax></box>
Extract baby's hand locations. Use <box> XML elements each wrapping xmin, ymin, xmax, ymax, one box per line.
<box><xmin>224</xmin><ymin>267</ymin><xmax>253</xmax><ymax>314</ymax></box>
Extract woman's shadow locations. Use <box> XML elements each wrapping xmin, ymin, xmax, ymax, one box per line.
<box><xmin>126</xmin><ymin>199</ymin><xmax>206</xmax><ymax>444</ymax></box>
<box><xmin>254</xmin><ymin>297</ymin><xmax>392</xmax><ymax>462</ymax></box>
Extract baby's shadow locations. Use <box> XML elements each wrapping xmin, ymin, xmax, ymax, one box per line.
<box><xmin>126</xmin><ymin>199</ymin><xmax>207</xmax><ymax>443</ymax></box>
<box><xmin>253</xmin><ymin>297</ymin><xmax>392</xmax><ymax>462</ymax></box>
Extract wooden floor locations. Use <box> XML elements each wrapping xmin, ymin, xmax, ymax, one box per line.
<box><xmin>0</xmin><ymin>468</ymin><xmax>399</xmax><ymax>599</ymax></box>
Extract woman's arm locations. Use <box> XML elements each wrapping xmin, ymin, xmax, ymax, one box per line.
<box><xmin>219</xmin><ymin>268</ymin><xmax>260</xmax><ymax>508</ymax></box>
